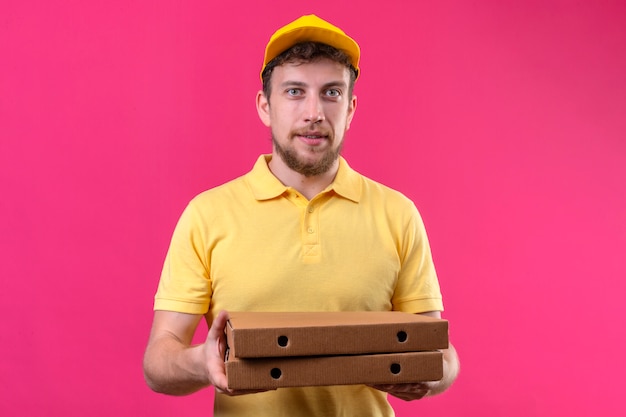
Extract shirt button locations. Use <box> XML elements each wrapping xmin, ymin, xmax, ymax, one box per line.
<box><xmin>308</xmin><ymin>207</ymin><xmax>314</xmax><ymax>213</ymax></box>
<box><xmin>307</xmin><ymin>227</ymin><xmax>314</xmax><ymax>234</ymax></box>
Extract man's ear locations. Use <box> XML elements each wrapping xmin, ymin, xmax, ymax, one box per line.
<box><xmin>256</xmin><ymin>91</ymin><xmax>271</xmax><ymax>127</ymax></box>
<box><xmin>346</xmin><ymin>95</ymin><xmax>357</xmax><ymax>130</ymax></box>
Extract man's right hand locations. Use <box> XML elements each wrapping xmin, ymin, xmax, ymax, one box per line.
<box><xmin>143</xmin><ymin>309</ymin><xmax>271</xmax><ymax>396</ymax></box>
<box><xmin>203</xmin><ymin>309</ymin><xmax>231</xmax><ymax>393</ymax></box>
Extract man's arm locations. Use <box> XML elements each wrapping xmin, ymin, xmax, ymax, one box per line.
<box><xmin>142</xmin><ymin>310</ymin><xmax>231</xmax><ymax>395</ymax></box>
<box><xmin>372</xmin><ymin>311</ymin><xmax>460</xmax><ymax>401</ymax></box>
<box><xmin>415</xmin><ymin>310</ymin><xmax>460</xmax><ymax>396</ymax></box>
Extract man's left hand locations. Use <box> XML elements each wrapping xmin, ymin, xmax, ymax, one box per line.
<box><xmin>370</xmin><ymin>382</ymin><xmax>433</xmax><ymax>401</ymax></box>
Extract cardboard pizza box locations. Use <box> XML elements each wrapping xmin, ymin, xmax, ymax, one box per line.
<box><xmin>225</xmin><ymin>311</ymin><xmax>448</xmax><ymax>358</ymax></box>
<box><xmin>225</xmin><ymin>350</ymin><xmax>443</xmax><ymax>390</ymax></box>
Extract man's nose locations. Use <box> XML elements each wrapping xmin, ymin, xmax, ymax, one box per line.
<box><xmin>303</xmin><ymin>95</ymin><xmax>325</xmax><ymax>124</ymax></box>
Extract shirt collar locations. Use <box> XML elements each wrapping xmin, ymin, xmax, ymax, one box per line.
<box><xmin>245</xmin><ymin>154</ymin><xmax>362</xmax><ymax>203</ymax></box>
<box><xmin>329</xmin><ymin>157</ymin><xmax>361</xmax><ymax>203</ymax></box>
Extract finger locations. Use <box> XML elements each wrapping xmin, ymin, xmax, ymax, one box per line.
<box><xmin>217</xmin><ymin>388</ymin><xmax>276</xmax><ymax>397</ymax></box>
<box><xmin>372</xmin><ymin>383</ymin><xmax>427</xmax><ymax>391</ymax></box>
<box><xmin>207</xmin><ymin>357</ymin><xmax>230</xmax><ymax>393</ymax></box>
<box><xmin>395</xmin><ymin>389</ymin><xmax>428</xmax><ymax>401</ymax></box>
<box><xmin>208</xmin><ymin>310</ymin><xmax>230</xmax><ymax>347</ymax></box>
<box><xmin>370</xmin><ymin>383</ymin><xmax>430</xmax><ymax>401</ymax></box>
<box><xmin>206</xmin><ymin>311</ymin><xmax>231</xmax><ymax>392</ymax></box>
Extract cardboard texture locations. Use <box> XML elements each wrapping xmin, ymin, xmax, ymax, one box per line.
<box><xmin>225</xmin><ymin>351</ymin><xmax>443</xmax><ymax>390</ymax></box>
<box><xmin>226</xmin><ymin>311</ymin><xmax>448</xmax><ymax>358</ymax></box>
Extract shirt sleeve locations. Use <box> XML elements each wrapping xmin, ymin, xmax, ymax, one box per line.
<box><xmin>391</xmin><ymin>204</ymin><xmax>444</xmax><ymax>313</ymax></box>
<box><xmin>153</xmin><ymin>200</ymin><xmax>213</xmax><ymax>315</ymax></box>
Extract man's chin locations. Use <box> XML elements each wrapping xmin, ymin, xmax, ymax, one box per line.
<box><xmin>273</xmin><ymin>137</ymin><xmax>341</xmax><ymax>177</ymax></box>
<box><xmin>291</xmin><ymin>156</ymin><xmax>339</xmax><ymax>177</ymax></box>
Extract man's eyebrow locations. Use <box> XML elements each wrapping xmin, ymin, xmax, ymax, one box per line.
<box><xmin>280</xmin><ymin>81</ymin><xmax>308</xmax><ymax>88</ymax></box>
<box><xmin>279</xmin><ymin>80</ymin><xmax>348</xmax><ymax>89</ymax></box>
<box><xmin>322</xmin><ymin>81</ymin><xmax>348</xmax><ymax>89</ymax></box>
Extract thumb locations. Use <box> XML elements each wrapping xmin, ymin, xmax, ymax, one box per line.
<box><xmin>207</xmin><ymin>310</ymin><xmax>230</xmax><ymax>357</ymax></box>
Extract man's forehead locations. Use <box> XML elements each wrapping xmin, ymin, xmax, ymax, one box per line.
<box><xmin>272</xmin><ymin>59</ymin><xmax>351</xmax><ymax>85</ymax></box>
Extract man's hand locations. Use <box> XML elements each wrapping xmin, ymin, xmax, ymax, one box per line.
<box><xmin>143</xmin><ymin>309</ymin><xmax>270</xmax><ymax>396</ymax></box>
<box><xmin>203</xmin><ymin>310</ymin><xmax>271</xmax><ymax>396</ymax></box>
<box><xmin>202</xmin><ymin>310</ymin><xmax>231</xmax><ymax>393</ymax></box>
<box><xmin>372</xmin><ymin>341</ymin><xmax>459</xmax><ymax>401</ymax></box>
<box><xmin>370</xmin><ymin>382</ymin><xmax>431</xmax><ymax>401</ymax></box>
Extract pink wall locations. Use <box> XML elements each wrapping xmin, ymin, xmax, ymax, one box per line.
<box><xmin>1</xmin><ymin>1</ymin><xmax>625</xmax><ymax>416</ymax></box>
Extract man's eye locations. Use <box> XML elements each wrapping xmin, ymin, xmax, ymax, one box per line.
<box><xmin>287</xmin><ymin>89</ymin><xmax>301</xmax><ymax>96</ymax></box>
<box><xmin>325</xmin><ymin>89</ymin><xmax>340</xmax><ymax>97</ymax></box>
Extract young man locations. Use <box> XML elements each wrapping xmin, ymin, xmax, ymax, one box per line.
<box><xmin>143</xmin><ymin>14</ymin><xmax>459</xmax><ymax>416</ymax></box>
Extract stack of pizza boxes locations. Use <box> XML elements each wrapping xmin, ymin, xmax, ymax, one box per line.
<box><xmin>224</xmin><ymin>311</ymin><xmax>448</xmax><ymax>390</ymax></box>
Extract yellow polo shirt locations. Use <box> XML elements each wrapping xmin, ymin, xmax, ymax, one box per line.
<box><xmin>154</xmin><ymin>154</ymin><xmax>443</xmax><ymax>416</ymax></box>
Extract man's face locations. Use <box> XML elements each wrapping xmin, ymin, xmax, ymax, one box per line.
<box><xmin>257</xmin><ymin>58</ymin><xmax>357</xmax><ymax>177</ymax></box>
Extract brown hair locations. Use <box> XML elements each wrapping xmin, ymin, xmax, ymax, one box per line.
<box><xmin>261</xmin><ymin>42</ymin><xmax>358</xmax><ymax>100</ymax></box>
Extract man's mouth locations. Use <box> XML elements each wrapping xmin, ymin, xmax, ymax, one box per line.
<box><xmin>294</xmin><ymin>132</ymin><xmax>329</xmax><ymax>145</ymax></box>
<box><xmin>297</xmin><ymin>134</ymin><xmax>328</xmax><ymax>146</ymax></box>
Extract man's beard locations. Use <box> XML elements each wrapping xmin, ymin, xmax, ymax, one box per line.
<box><xmin>272</xmin><ymin>134</ymin><xmax>343</xmax><ymax>177</ymax></box>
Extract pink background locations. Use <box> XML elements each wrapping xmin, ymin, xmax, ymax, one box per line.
<box><xmin>1</xmin><ymin>1</ymin><xmax>625</xmax><ymax>416</ymax></box>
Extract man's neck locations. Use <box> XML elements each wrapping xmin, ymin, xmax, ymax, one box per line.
<box><xmin>268</xmin><ymin>155</ymin><xmax>339</xmax><ymax>201</ymax></box>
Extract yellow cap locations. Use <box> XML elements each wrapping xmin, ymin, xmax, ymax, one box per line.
<box><xmin>261</xmin><ymin>14</ymin><xmax>360</xmax><ymax>80</ymax></box>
